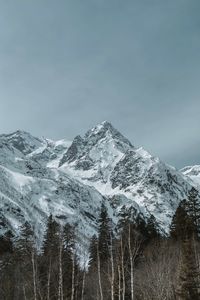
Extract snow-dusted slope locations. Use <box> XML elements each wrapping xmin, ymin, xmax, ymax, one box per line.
<box><xmin>0</xmin><ymin>130</ymin><xmax>109</xmax><ymax>248</ymax></box>
<box><xmin>180</xmin><ymin>165</ymin><xmax>200</xmax><ymax>188</ymax></box>
<box><xmin>0</xmin><ymin>163</ymin><xmax>107</xmax><ymax>249</ymax></box>
<box><xmin>0</xmin><ymin>123</ymin><xmax>197</xmax><ymax>247</ymax></box>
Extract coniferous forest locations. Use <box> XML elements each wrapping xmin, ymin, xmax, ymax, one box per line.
<box><xmin>0</xmin><ymin>187</ymin><xmax>200</xmax><ymax>300</ymax></box>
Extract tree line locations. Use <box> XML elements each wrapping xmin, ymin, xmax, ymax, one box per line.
<box><xmin>0</xmin><ymin>187</ymin><xmax>200</xmax><ymax>299</ymax></box>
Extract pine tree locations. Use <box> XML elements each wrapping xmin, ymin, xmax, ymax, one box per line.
<box><xmin>0</xmin><ymin>231</ymin><xmax>14</xmax><ymax>300</ymax></box>
<box><xmin>0</xmin><ymin>230</ymin><xmax>13</xmax><ymax>255</ymax></box>
<box><xmin>170</xmin><ymin>189</ymin><xmax>200</xmax><ymax>242</ymax></box>
<box><xmin>98</xmin><ymin>203</ymin><xmax>111</xmax><ymax>262</ymax></box>
<box><xmin>86</xmin><ymin>204</ymin><xmax>113</xmax><ymax>299</ymax></box>
<box><xmin>62</xmin><ymin>223</ymin><xmax>78</xmax><ymax>299</ymax></box>
<box><xmin>146</xmin><ymin>214</ymin><xmax>160</xmax><ymax>240</ymax></box>
<box><xmin>15</xmin><ymin>222</ymin><xmax>34</xmax><ymax>258</ymax></box>
<box><xmin>135</xmin><ymin>214</ymin><xmax>148</xmax><ymax>238</ymax></box>
<box><xmin>40</xmin><ymin>215</ymin><xmax>60</xmax><ymax>300</ymax></box>
<box><xmin>13</xmin><ymin>222</ymin><xmax>35</xmax><ymax>300</ymax></box>
<box><xmin>42</xmin><ymin>214</ymin><xmax>60</xmax><ymax>257</ymax></box>
<box><xmin>88</xmin><ymin>234</ymin><xmax>98</xmax><ymax>269</ymax></box>
<box><xmin>170</xmin><ymin>200</ymin><xmax>190</xmax><ymax>240</ymax></box>
<box><xmin>117</xmin><ymin>206</ymin><xmax>138</xmax><ymax>232</ymax></box>
<box><xmin>187</xmin><ymin>187</ymin><xmax>200</xmax><ymax>237</ymax></box>
<box><xmin>171</xmin><ymin>195</ymin><xmax>200</xmax><ymax>299</ymax></box>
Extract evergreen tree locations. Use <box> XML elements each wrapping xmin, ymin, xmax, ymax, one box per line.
<box><xmin>170</xmin><ymin>200</ymin><xmax>190</xmax><ymax>240</ymax></box>
<box><xmin>170</xmin><ymin>189</ymin><xmax>200</xmax><ymax>242</ymax></box>
<box><xmin>15</xmin><ymin>221</ymin><xmax>34</xmax><ymax>258</ymax></box>
<box><xmin>171</xmin><ymin>195</ymin><xmax>200</xmax><ymax>299</ymax></box>
<box><xmin>42</xmin><ymin>214</ymin><xmax>60</xmax><ymax>257</ymax></box>
<box><xmin>40</xmin><ymin>215</ymin><xmax>60</xmax><ymax>300</ymax></box>
<box><xmin>135</xmin><ymin>214</ymin><xmax>148</xmax><ymax>238</ymax></box>
<box><xmin>117</xmin><ymin>206</ymin><xmax>138</xmax><ymax>231</ymax></box>
<box><xmin>98</xmin><ymin>203</ymin><xmax>111</xmax><ymax>262</ymax></box>
<box><xmin>0</xmin><ymin>231</ymin><xmax>14</xmax><ymax>300</ymax></box>
<box><xmin>13</xmin><ymin>222</ymin><xmax>35</xmax><ymax>300</ymax></box>
<box><xmin>146</xmin><ymin>214</ymin><xmax>160</xmax><ymax>240</ymax></box>
<box><xmin>88</xmin><ymin>234</ymin><xmax>98</xmax><ymax>269</ymax></box>
<box><xmin>62</xmin><ymin>223</ymin><xmax>78</xmax><ymax>299</ymax></box>
<box><xmin>0</xmin><ymin>231</ymin><xmax>13</xmax><ymax>255</ymax></box>
<box><xmin>86</xmin><ymin>204</ymin><xmax>113</xmax><ymax>299</ymax></box>
<box><xmin>186</xmin><ymin>187</ymin><xmax>200</xmax><ymax>237</ymax></box>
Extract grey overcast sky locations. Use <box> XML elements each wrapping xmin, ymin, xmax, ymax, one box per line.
<box><xmin>0</xmin><ymin>0</ymin><xmax>200</xmax><ymax>168</ymax></box>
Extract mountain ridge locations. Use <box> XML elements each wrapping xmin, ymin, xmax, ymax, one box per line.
<box><xmin>0</xmin><ymin>121</ymin><xmax>198</xmax><ymax>251</ymax></box>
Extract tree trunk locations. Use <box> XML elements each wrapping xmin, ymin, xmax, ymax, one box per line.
<box><xmin>110</xmin><ymin>234</ymin><xmax>115</xmax><ymax>300</ymax></box>
<box><xmin>32</xmin><ymin>250</ymin><xmax>37</xmax><ymax>300</ymax></box>
<box><xmin>120</xmin><ymin>237</ymin><xmax>125</xmax><ymax>300</ymax></box>
<box><xmin>97</xmin><ymin>242</ymin><xmax>103</xmax><ymax>300</ymax></box>
<box><xmin>118</xmin><ymin>265</ymin><xmax>121</xmax><ymax>300</ymax></box>
<box><xmin>81</xmin><ymin>269</ymin><xmax>86</xmax><ymax>300</ymax></box>
<box><xmin>128</xmin><ymin>225</ymin><xmax>134</xmax><ymax>300</ymax></box>
<box><xmin>47</xmin><ymin>258</ymin><xmax>51</xmax><ymax>300</ymax></box>
<box><xmin>23</xmin><ymin>285</ymin><xmax>27</xmax><ymax>300</ymax></box>
<box><xmin>71</xmin><ymin>252</ymin><xmax>75</xmax><ymax>300</ymax></box>
<box><xmin>58</xmin><ymin>235</ymin><xmax>63</xmax><ymax>300</ymax></box>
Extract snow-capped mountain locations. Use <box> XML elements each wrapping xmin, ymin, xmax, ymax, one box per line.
<box><xmin>59</xmin><ymin>121</ymin><xmax>193</xmax><ymax>229</ymax></box>
<box><xmin>0</xmin><ymin>122</ymin><xmax>197</xmax><ymax>248</ymax></box>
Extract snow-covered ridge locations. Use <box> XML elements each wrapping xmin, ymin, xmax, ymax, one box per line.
<box><xmin>180</xmin><ymin>165</ymin><xmax>200</xmax><ymax>188</ymax></box>
<box><xmin>0</xmin><ymin>121</ymin><xmax>198</xmax><ymax>247</ymax></box>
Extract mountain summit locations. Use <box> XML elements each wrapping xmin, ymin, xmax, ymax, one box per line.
<box><xmin>59</xmin><ymin>121</ymin><xmax>133</xmax><ymax>180</ymax></box>
<box><xmin>84</xmin><ymin>121</ymin><xmax>133</xmax><ymax>148</ymax></box>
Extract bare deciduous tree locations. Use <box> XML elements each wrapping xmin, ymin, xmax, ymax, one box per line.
<box><xmin>135</xmin><ymin>240</ymin><xmax>179</xmax><ymax>300</ymax></box>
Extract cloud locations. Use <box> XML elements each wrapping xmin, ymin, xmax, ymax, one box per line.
<box><xmin>0</xmin><ymin>0</ymin><xmax>199</xmax><ymax>168</ymax></box>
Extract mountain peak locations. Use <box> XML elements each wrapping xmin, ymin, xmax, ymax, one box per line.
<box><xmin>0</xmin><ymin>129</ymin><xmax>42</xmax><ymax>142</ymax></box>
<box><xmin>1</xmin><ymin>129</ymin><xmax>31</xmax><ymax>138</ymax></box>
<box><xmin>0</xmin><ymin>130</ymin><xmax>42</xmax><ymax>155</ymax></box>
<box><xmin>59</xmin><ymin>121</ymin><xmax>133</xmax><ymax>168</ymax></box>
<box><xmin>85</xmin><ymin>121</ymin><xmax>133</xmax><ymax>148</ymax></box>
<box><xmin>86</xmin><ymin>121</ymin><xmax>118</xmax><ymax>135</ymax></box>
<box><xmin>87</xmin><ymin>121</ymin><xmax>114</xmax><ymax>134</ymax></box>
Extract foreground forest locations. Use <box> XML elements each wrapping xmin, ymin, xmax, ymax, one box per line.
<box><xmin>0</xmin><ymin>187</ymin><xmax>200</xmax><ymax>300</ymax></box>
